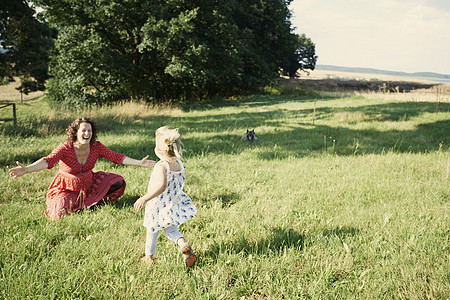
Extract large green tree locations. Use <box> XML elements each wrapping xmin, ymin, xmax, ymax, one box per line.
<box><xmin>0</xmin><ymin>0</ymin><xmax>56</xmax><ymax>94</ymax></box>
<box><xmin>36</xmin><ymin>0</ymin><xmax>315</xmax><ymax>106</ymax></box>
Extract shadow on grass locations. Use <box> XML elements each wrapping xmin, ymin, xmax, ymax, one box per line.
<box><xmin>107</xmin><ymin>100</ymin><xmax>450</xmax><ymax>159</ymax></box>
<box><xmin>109</xmin><ymin>193</ymin><xmax>138</xmax><ymax>209</ymax></box>
<box><xmin>2</xmin><ymin>150</ymin><xmax>50</xmax><ymax>168</ymax></box>
<box><xmin>202</xmin><ymin>227</ymin><xmax>305</xmax><ymax>262</ymax></box>
<box><xmin>2</xmin><ymin>100</ymin><xmax>449</xmax><ymax>167</ymax></box>
<box><xmin>192</xmin><ymin>192</ymin><xmax>241</xmax><ymax>209</ymax></box>
<box><xmin>320</xmin><ymin>226</ymin><xmax>360</xmax><ymax>239</ymax></box>
<box><xmin>176</xmin><ymin>94</ymin><xmax>339</xmax><ymax>112</ymax></box>
<box><xmin>202</xmin><ymin>225</ymin><xmax>361</xmax><ymax>262</ymax></box>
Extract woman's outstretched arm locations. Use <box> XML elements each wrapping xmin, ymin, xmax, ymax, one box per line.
<box><xmin>9</xmin><ymin>158</ymin><xmax>49</xmax><ymax>179</ymax></box>
<box><xmin>122</xmin><ymin>155</ymin><xmax>156</xmax><ymax>168</ymax></box>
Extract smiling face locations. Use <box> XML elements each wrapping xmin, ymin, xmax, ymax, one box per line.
<box><xmin>76</xmin><ymin>122</ymin><xmax>92</xmax><ymax>145</ymax></box>
<box><xmin>66</xmin><ymin>117</ymin><xmax>97</xmax><ymax>145</ymax></box>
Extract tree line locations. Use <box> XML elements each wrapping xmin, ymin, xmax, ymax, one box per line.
<box><xmin>1</xmin><ymin>0</ymin><xmax>317</xmax><ymax>107</ymax></box>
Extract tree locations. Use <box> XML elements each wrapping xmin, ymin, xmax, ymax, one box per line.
<box><xmin>281</xmin><ymin>33</ymin><xmax>318</xmax><ymax>78</ymax></box>
<box><xmin>0</xmin><ymin>0</ymin><xmax>56</xmax><ymax>94</ymax></box>
<box><xmin>36</xmin><ymin>0</ymin><xmax>315</xmax><ymax>106</ymax></box>
<box><xmin>40</xmin><ymin>0</ymin><xmax>201</xmax><ymax>105</ymax></box>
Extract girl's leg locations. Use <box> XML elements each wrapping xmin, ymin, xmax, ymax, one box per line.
<box><xmin>164</xmin><ymin>225</ymin><xmax>196</xmax><ymax>267</ymax></box>
<box><xmin>164</xmin><ymin>225</ymin><xmax>184</xmax><ymax>243</ymax></box>
<box><xmin>142</xmin><ymin>228</ymin><xmax>160</xmax><ymax>264</ymax></box>
<box><xmin>164</xmin><ymin>225</ymin><xmax>190</xmax><ymax>250</ymax></box>
<box><xmin>146</xmin><ymin>228</ymin><xmax>160</xmax><ymax>255</ymax></box>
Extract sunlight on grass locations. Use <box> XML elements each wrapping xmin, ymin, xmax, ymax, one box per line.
<box><xmin>1</xmin><ymin>93</ymin><xmax>449</xmax><ymax>299</ymax></box>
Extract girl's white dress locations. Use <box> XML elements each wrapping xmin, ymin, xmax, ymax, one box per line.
<box><xmin>143</xmin><ymin>159</ymin><xmax>198</xmax><ymax>232</ymax></box>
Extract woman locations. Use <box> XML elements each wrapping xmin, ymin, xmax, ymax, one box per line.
<box><xmin>9</xmin><ymin>117</ymin><xmax>155</xmax><ymax>220</ymax></box>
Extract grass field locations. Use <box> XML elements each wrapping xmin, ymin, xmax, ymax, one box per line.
<box><xmin>0</xmin><ymin>89</ymin><xmax>449</xmax><ymax>299</ymax></box>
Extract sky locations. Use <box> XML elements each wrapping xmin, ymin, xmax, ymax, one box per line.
<box><xmin>289</xmin><ymin>0</ymin><xmax>450</xmax><ymax>74</ymax></box>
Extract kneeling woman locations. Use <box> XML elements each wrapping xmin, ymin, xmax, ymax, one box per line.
<box><xmin>9</xmin><ymin>117</ymin><xmax>155</xmax><ymax>220</ymax></box>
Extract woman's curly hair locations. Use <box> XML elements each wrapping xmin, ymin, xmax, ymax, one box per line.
<box><xmin>65</xmin><ymin>117</ymin><xmax>97</xmax><ymax>144</ymax></box>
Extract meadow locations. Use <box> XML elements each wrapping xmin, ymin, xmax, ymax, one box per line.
<box><xmin>0</xmin><ymin>87</ymin><xmax>449</xmax><ymax>299</ymax></box>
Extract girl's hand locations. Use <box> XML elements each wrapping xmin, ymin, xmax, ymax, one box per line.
<box><xmin>9</xmin><ymin>161</ymin><xmax>26</xmax><ymax>179</ymax></box>
<box><xmin>140</xmin><ymin>155</ymin><xmax>156</xmax><ymax>168</ymax></box>
<box><xmin>134</xmin><ymin>198</ymin><xmax>147</xmax><ymax>212</ymax></box>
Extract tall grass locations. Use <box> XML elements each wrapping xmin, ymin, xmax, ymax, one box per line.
<box><xmin>1</xmin><ymin>93</ymin><xmax>449</xmax><ymax>299</ymax></box>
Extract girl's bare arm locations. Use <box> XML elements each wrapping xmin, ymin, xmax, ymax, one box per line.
<box><xmin>134</xmin><ymin>163</ymin><xmax>167</xmax><ymax>212</ymax></box>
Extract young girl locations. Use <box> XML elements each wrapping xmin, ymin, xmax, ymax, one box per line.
<box><xmin>134</xmin><ymin>126</ymin><xmax>198</xmax><ymax>267</ymax></box>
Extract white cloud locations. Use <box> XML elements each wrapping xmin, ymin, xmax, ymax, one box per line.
<box><xmin>289</xmin><ymin>0</ymin><xmax>450</xmax><ymax>74</ymax></box>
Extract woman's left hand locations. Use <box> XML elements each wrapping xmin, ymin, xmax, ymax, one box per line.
<box><xmin>140</xmin><ymin>155</ymin><xmax>156</xmax><ymax>168</ymax></box>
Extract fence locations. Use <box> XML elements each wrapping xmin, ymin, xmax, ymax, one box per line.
<box><xmin>0</xmin><ymin>102</ymin><xmax>17</xmax><ymax>125</ymax></box>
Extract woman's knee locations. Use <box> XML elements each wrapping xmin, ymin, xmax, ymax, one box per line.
<box><xmin>114</xmin><ymin>180</ymin><xmax>125</xmax><ymax>188</ymax></box>
<box><xmin>107</xmin><ymin>180</ymin><xmax>124</xmax><ymax>194</ymax></box>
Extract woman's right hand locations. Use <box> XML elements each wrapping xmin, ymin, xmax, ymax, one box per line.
<box><xmin>9</xmin><ymin>161</ymin><xmax>26</xmax><ymax>179</ymax></box>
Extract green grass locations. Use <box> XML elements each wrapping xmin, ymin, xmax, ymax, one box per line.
<box><xmin>1</xmin><ymin>95</ymin><xmax>449</xmax><ymax>299</ymax></box>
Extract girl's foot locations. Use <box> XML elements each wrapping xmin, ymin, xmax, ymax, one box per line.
<box><xmin>181</xmin><ymin>245</ymin><xmax>197</xmax><ymax>267</ymax></box>
<box><xmin>139</xmin><ymin>255</ymin><xmax>154</xmax><ymax>265</ymax></box>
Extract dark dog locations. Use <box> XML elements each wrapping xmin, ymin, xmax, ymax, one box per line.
<box><xmin>242</xmin><ymin>129</ymin><xmax>258</xmax><ymax>141</ymax></box>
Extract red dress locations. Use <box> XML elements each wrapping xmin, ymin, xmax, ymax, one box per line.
<box><xmin>43</xmin><ymin>141</ymin><xmax>127</xmax><ymax>220</ymax></box>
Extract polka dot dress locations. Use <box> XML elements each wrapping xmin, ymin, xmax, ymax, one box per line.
<box><xmin>143</xmin><ymin>159</ymin><xmax>198</xmax><ymax>232</ymax></box>
<box><xmin>43</xmin><ymin>141</ymin><xmax>126</xmax><ymax>220</ymax></box>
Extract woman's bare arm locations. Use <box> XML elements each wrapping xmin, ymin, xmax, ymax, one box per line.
<box><xmin>122</xmin><ymin>155</ymin><xmax>156</xmax><ymax>168</ymax></box>
<box><xmin>9</xmin><ymin>158</ymin><xmax>49</xmax><ymax>179</ymax></box>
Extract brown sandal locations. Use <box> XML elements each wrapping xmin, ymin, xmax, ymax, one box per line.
<box><xmin>181</xmin><ymin>246</ymin><xmax>197</xmax><ymax>267</ymax></box>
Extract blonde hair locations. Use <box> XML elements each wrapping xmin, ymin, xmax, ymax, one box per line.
<box><xmin>155</xmin><ymin>126</ymin><xmax>183</xmax><ymax>158</ymax></box>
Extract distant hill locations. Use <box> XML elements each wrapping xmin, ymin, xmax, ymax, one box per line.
<box><xmin>316</xmin><ymin>65</ymin><xmax>450</xmax><ymax>82</ymax></box>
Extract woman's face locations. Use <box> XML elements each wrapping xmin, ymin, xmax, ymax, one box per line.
<box><xmin>76</xmin><ymin>122</ymin><xmax>92</xmax><ymax>145</ymax></box>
